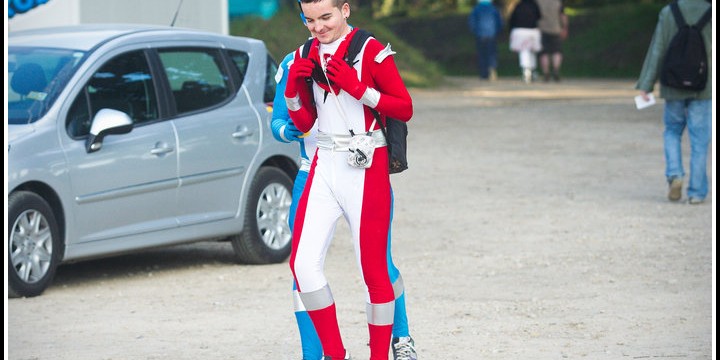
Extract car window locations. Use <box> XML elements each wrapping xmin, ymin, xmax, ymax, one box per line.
<box><xmin>66</xmin><ymin>50</ymin><xmax>158</xmax><ymax>137</ymax></box>
<box><xmin>228</xmin><ymin>50</ymin><xmax>249</xmax><ymax>87</ymax></box>
<box><xmin>157</xmin><ymin>48</ymin><xmax>231</xmax><ymax>114</ymax></box>
<box><xmin>8</xmin><ymin>46</ymin><xmax>84</xmax><ymax>125</ymax></box>
<box><xmin>264</xmin><ymin>55</ymin><xmax>278</xmax><ymax>104</ymax></box>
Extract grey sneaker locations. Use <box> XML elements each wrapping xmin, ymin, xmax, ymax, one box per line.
<box><xmin>668</xmin><ymin>178</ymin><xmax>683</xmax><ymax>201</ymax></box>
<box><xmin>392</xmin><ymin>336</ymin><xmax>417</xmax><ymax>360</ymax></box>
<box><xmin>688</xmin><ymin>197</ymin><xmax>704</xmax><ymax>205</ymax></box>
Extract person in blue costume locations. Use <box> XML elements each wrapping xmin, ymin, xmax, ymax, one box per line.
<box><xmin>270</xmin><ymin>5</ymin><xmax>416</xmax><ymax>359</ymax></box>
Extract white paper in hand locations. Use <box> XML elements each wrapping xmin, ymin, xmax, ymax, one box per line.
<box><xmin>634</xmin><ymin>93</ymin><xmax>656</xmax><ymax>110</ymax></box>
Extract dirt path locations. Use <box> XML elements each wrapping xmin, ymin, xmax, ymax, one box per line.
<box><xmin>7</xmin><ymin>78</ymin><xmax>714</xmax><ymax>360</ymax></box>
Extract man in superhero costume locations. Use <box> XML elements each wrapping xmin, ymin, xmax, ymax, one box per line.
<box><xmin>271</xmin><ymin>7</ymin><xmax>416</xmax><ymax>358</ymax></box>
<box><xmin>283</xmin><ymin>1</ymin><xmax>413</xmax><ymax>359</ymax></box>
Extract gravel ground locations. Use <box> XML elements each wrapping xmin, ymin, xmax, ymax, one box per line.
<box><xmin>6</xmin><ymin>77</ymin><xmax>714</xmax><ymax>360</ymax></box>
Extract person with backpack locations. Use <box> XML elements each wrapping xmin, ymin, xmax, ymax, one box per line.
<box><xmin>271</xmin><ymin>5</ymin><xmax>417</xmax><ymax>359</ymax></box>
<box><xmin>468</xmin><ymin>0</ymin><xmax>504</xmax><ymax>81</ymax></box>
<box><xmin>284</xmin><ymin>0</ymin><xmax>413</xmax><ymax>359</ymax></box>
<box><xmin>636</xmin><ymin>0</ymin><xmax>712</xmax><ymax>204</ymax></box>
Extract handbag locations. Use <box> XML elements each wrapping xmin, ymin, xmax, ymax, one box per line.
<box><xmin>370</xmin><ymin>108</ymin><xmax>408</xmax><ymax>174</ymax></box>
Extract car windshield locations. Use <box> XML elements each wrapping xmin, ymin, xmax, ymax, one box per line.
<box><xmin>8</xmin><ymin>46</ymin><xmax>85</xmax><ymax>124</ymax></box>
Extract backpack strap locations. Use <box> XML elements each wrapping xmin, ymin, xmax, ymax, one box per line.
<box><xmin>301</xmin><ymin>37</ymin><xmax>314</xmax><ymax>59</ymax></box>
<box><xmin>344</xmin><ymin>29</ymin><xmax>372</xmax><ymax>66</ymax></box>
<box><xmin>300</xmin><ymin>37</ymin><xmax>316</xmax><ymax>105</ymax></box>
<box><xmin>371</xmin><ymin>107</ymin><xmax>391</xmax><ymax>151</ymax></box>
<box><xmin>695</xmin><ymin>7</ymin><xmax>712</xmax><ymax>29</ymax></box>
<box><xmin>670</xmin><ymin>1</ymin><xmax>712</xmax><ymax>29</ymax></box>
<box><xmin>669</xmin><ymin>2</ymin><xmax>687</xmax><ymax>28</ymax></box>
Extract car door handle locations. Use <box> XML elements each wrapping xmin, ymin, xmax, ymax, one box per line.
<box><xmin>150</xmin><ymin>144</ymin><xmax>174</xmax><ymax>156</ymax></box>
<box><xmin>232</xmin><ymin>126</ymin><xmax>253</xmax><ymax>139</ymax></box>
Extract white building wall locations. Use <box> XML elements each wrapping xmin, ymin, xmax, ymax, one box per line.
<box><xmin>8</xmin><ymin>0</ymin><xmax>229</xmax><ymax>34</ymax></box>
<box><xmin>8</xmin><ymin>0</ymin><xmax>81</xmax><ymax>31</ymax></box>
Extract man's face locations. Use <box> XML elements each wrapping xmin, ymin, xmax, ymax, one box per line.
<box><xmin>301</xmin><ymin>0</ymin><xmax>349</xmax><ymax>44</ymax></box>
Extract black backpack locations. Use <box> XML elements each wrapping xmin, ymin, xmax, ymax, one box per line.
<box><xmin>660</xmin><ymin>1</ymin><xmax>711</xmax><ymax>91</ymax></box>
<box><xmin>301</xmin><ymin>30</ymin><xmax>409</xmax><ymax>174</ymax></box>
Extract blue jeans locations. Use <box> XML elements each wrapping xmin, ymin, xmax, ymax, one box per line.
<box><xmin>475</xmin><ymin>37</ymin><xmax>497</xmax><ymax>79</ymax></box>
<box><xmin>663</xmin><ymin>99</ymin><xmax>711</xmax><ymax>200</ymax></box>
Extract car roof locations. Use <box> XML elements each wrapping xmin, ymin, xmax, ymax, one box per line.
<box><xmin>8</xmin><ymin>24</ymin><xmax>255</xmax><ymax>51</ymax></box>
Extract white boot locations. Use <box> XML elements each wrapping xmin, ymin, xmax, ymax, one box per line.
<box><xmin>522</xmin><ymin>68</ymin><xmax>532</xmax><ymax>84</ymax></box>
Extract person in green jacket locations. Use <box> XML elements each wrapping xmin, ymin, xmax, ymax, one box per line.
<box><xmin>636</xmin><ymin>0</ymin><xmax>712</xmax><ymax>204</ymax></box>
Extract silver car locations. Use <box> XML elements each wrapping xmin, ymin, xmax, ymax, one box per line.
<box><xmin>7</xmin><ymin>24</ymin><xmax>300</xmax><ymax>298</ymax></box>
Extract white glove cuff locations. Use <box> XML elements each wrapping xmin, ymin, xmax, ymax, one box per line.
<box><xmin>285</xmin><ymin>94</ymin><xmax>302</xmax><ymax>112</ymax></box>
<box><xmin>360</xmin><ymin>87</ymin><xmax>380</xmax><ymax>108</ymax></box>
<box><xmin>278</xmin><ymin>124</ymin><xmax>291</xmax><ymax>142</ymax></box>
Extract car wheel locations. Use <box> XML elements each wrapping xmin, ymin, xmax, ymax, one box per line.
<box><xmin>231</xmin><ymin>166</ymin><xmax>293</xmax><ymax>264</ymax></box>
<box><xmin>8</xmin><ymin>191</ymin><xmax>62</xmax><ymax>298</ymax></box>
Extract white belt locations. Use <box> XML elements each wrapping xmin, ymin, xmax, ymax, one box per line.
<box><xmin>316</xmin><ymin>130</ymin><xmax>387</xmax><ymax>152</ymax></box>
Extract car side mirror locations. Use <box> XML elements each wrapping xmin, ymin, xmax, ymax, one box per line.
<box><xmin>85</xmin><ymin>108</ymin><xmax>133</xmax><ymax>153</ymax></box>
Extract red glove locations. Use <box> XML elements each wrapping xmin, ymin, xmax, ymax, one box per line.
<box><xmin>285</xmin><ymin>57</ymin><xmax>315</xmax><ymax>98</ymax></box>
<box><xmin>325</xmin><ymin>56</ymin><xmax>367</xmax><ymax>99</ymax></box>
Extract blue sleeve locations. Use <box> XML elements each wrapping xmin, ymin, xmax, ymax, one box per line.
<box><xmin>271</xmin><ymin>52</ymin><xmax>294</xmax><ymax>143</ymax></box>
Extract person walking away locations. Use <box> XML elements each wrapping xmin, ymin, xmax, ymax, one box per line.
<box><xmin>636</xmin><ymin>0</ymin><xmax>712</xmax><ymax>204</ymax></box>
<box><xmin>272</xmin><ymin>7</ymin><xmax>418</xmax><ymax>359</ymax></box>
<box><xmin>536</xmin><ymin>0</ymin><xmax>568</xmax><ymax>82</ymax></box>
<box><xmin>468</xmin><ymin>0</ymin><xmax>504</xmax><ymax>81</ymax></box>
<box><xmin>508</xmin><ymin>0</ymin><xmax>542</xmax><ymax>83</ymax></box>
<box><xmin>284</xmin><ymin>0</ymin><xmax>413</xmax><ymax>359</ymax></box>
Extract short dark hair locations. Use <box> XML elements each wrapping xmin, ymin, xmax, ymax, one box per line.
<box><xmin>300</xmin><ymin>0</ymin><xmax>348</xmax><ymax>8</ymax></box>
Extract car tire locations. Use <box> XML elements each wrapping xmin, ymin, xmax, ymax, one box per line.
<box><xmin>231</xmin><ymin>166</ymin><xmax>293</xmax><ymax>264</ymax></box>
<box><xmin>8</xmin><ymin>191</ymin><xmax>63</xmax><ymax>298</ymax></box>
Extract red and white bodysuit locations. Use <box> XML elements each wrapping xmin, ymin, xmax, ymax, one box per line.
<box><xmin>286</xmin><ymin>28</ymin><xmax>412</xmax><ymax>360</ymax></box>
